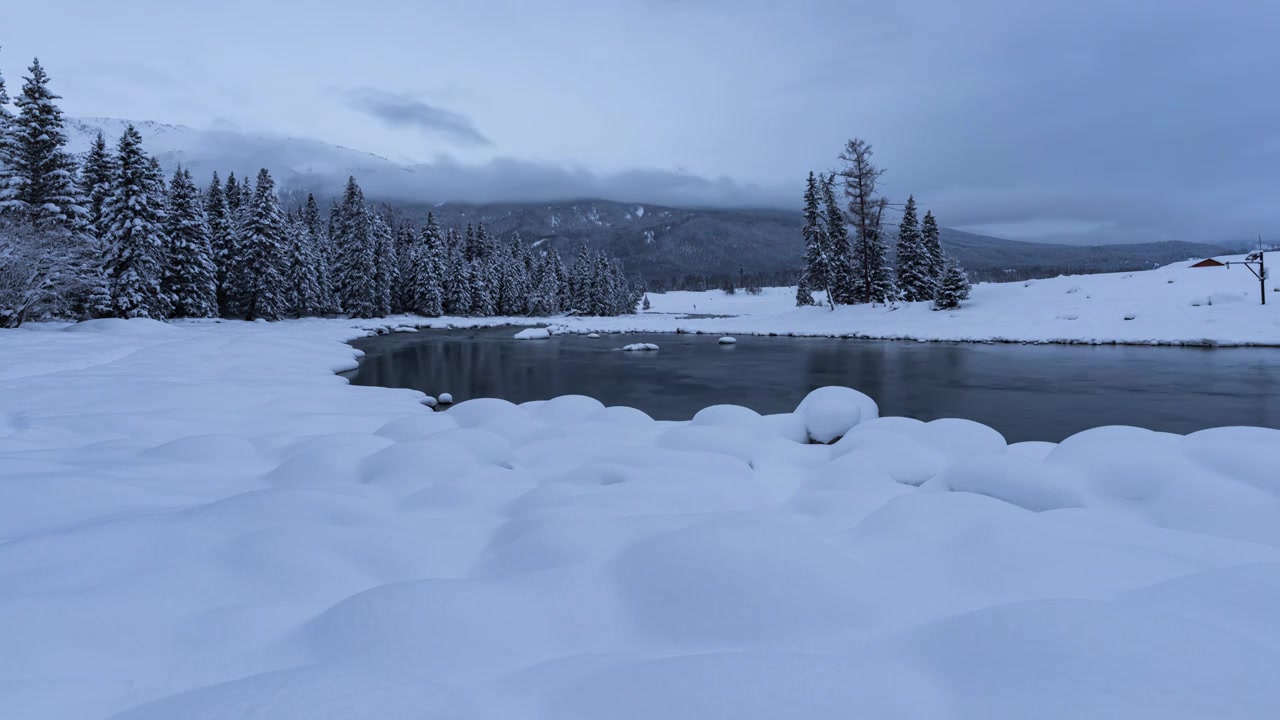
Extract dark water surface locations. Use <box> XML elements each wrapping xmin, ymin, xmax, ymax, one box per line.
<box><xmin>345</xmin><ymin>327</ymin><xmax>1280</xmax><ymax>443</ymax></box>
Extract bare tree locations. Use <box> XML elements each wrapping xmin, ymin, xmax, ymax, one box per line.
<box><xmin>836</xmin><ymin>139</ymin><xmax>896</xmax><ymax>304</ymax></box>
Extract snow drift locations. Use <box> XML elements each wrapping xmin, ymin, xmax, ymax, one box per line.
<box><xmin>1</xmin><ymin>317</ymin><xmax>1278</xmax><ymax>720</ymax></box>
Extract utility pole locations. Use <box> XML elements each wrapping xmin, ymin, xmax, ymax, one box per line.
<box><xmin>1225</xmin><ymin>236</ymin><xmax>1267</xmax><ymax>305</ymax></box>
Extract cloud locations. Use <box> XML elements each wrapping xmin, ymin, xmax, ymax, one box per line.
<box><xmin>344</xmin><ymin>87</ymin><xmax>490</xmax><ymax>147</ymax></box>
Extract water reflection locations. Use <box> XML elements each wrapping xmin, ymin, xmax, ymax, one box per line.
<box><xmin>346</xmin><ymin>328</ymin><xmax>1280</xmax><ymax>443</ymax></box>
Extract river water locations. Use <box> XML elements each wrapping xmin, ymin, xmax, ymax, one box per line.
<box><xmin>344</xmin><ymin>327</ymin><xmax>1280</xmax><ymax>443</ymax></box>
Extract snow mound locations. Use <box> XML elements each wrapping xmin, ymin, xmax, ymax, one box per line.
<box><xmin>718</xmin><ymin>336</ymin><xmax>737</xmax><ymax>344</ymax></box>
<box><xmin>622</xmin><ymin>343</ymin><xmax>659</xmax><ymax>351</ymax></box>
<box><xmin>795</xmin><ymin>386</ymin><xmax>879</xmax><ymax>443</ymax></box>
<box><xmin>4</xmin><ymin>318</ymin><xmax>1280</xmax><ymax>720</ymax></box>
<box><xmin>513</xmin><ymin>327</ymin><xmax>551</xmax><ymax>340</ymax></box>
<box><xmin>437</xmin><ymin>392</ymin><xmax>454</xmax><ymax>404</ymax></box>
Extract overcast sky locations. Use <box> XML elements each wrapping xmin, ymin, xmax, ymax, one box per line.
<box><xmin>4</xmin><ymin>0</ymin><xmax>1278</xmax><ymax>244</ymax></box>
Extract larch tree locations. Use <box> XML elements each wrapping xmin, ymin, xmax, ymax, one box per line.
<box><xmin>837</xmin><ymin>138</ymin><xmax>895</xmax><ymax>304</ymax></box>
<box><xmin>895</xmin><ymin>195</ymin><xmax>934</xmax><ymax>302</ymax></box>
<box><xmin>162</xmin><ymin>166</ymin><xmax>218</xmax><ymax>317</ymax></box>
<box><xmin>235</xmin><ymin>168</ymin><xmax>289</xmax><ymax>320</ymax></box>
<box><xmin>101</xmin><ymin>125</ymin><xmax>170</xmax><ymax>319</ymax></box>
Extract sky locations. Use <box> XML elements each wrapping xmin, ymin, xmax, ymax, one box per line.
<box><xmin>3</xmin><ymin>0</ymin><xmax>1278</xmax><ymax>245</ymax></box>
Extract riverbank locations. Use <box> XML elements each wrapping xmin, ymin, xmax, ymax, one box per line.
<box><xmin>342</xmin><ymin>255</ymin><xmax>1280</xmax><ymax>347</ymax></box>
<box><xmin>3</xmin><ymin>317</ymin><xmax>1280</xmax><ymax>719</ymax></box>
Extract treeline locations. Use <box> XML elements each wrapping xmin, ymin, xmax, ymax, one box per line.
<box><xmin>799</xmin><ymin>139</ymin><xmax>971</xmax><ymax>311</ymax></box>
<box><xmin>0</xmin><ymin>55</ymin><xmax>640</xmax><ymax>327</ymax></box>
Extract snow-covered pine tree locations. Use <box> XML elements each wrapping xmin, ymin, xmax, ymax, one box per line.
<box><xmin>568</xmin><ymin>246</ymin><xmax>593</xmax><ymax>313</ymax></box>
<box><xmin>498</xmin><ymin>237</ymin><xmax>531</xmax><ymax>315</ymax></box>
<box><xmin>80</xmin><ymin>131</ymin><xmax>115</xmax><ymax>239</ymax></box>
<box><xmin>302</xmin><ymin>194</ymin><xmax>336</xmax><ymax>313</ymax></box>
<box><xmin>224</xmin><ymin>173</ymin><xmax>241</xmax><ymax>217</ymax></box>
<box><xmin>796</xmin><ymin>171</ymin><xmax>824</xmax><ymax>307</ymax></box>
<box><xmin>284</xmin><ymin>211</ymin><xmax>324</xmax><ymax>317</ymax></box>
<box><xmin>370</xmin><ymin>211</ymin><xmax>396</xmax><ymax>317</ymax></box>
<box><xmin>590</xmin><ymin>251</ymin><xmax>614</xmax><ymax>315</ymax></box>
<box><xmin>101</xmin><ymin>125</ymin><xmax>170</xmax><ymax>319</ymax></box>
<box><xmin>438</xmin><ymin>228</ymin><xmax>469</xmax><ymax>315</ymax></box>
<box><xmin>921</xmin><ymin>210</ymin><xmax>944</xmax><ymax>286</ymax></box>
<box><xmin>895</xmin><ymin>195</ymin><xmax>934</xmax><ymax>302</ymax></box>
<box><xmin>0</xmin><ymin>57</ymin><xmax>109</xmax><ymax>318</ymax></box>
<box><xmin>0</xmin><ymin>59</ymin><xmax>84</xmax><ymax>227</ymax></box>
<box><xmin>821</xmin><ymin>173</ymin><xmax>856</xmax><ymax>305</ymax></box>
<box><xmin>393</xmin><ymin>220</ymin><xmax>416</xmax><ymax>314</ymax></box>
<box><xmin>837</xmin><ymin>138</ymin><xmax>895</xmax><ymax>304</ymax></box>
<box><xmin>236</xmin><ymin>168</ymin><xmax>289</xmax><ymax>320</ymax></box>
<box><xmin>933</xmin><ymin>258</ymin><xmax>972</xmax><ymax>310</ymax></box>
<box><xmin>161</xmin><ymin>166</ymin><xmax>217</xmax><ymax>318</ymax></box>
<box><xmin>330</xmin><ymin>177</ymin><xmax>378</xmax><ymax>318</ymax></box>
<box><xmin>527</xmin><ymin>253</ymin><xmax>556</xmax><ymax>316</ymax></box>
<box><xmin>549</xmin><ymin>250</ymin><xmax>571</xmax><ymax>311</ymax></box>
<box><xmin>409</xmin><ymin>212</ymin><xmax>444</xmax><ymax>317</ymax></box>
<box><xmin>642</xmin><ymin>294</ymin><xmax>651</xmax><ymax>311</ymax></box>
<box><xmin>203</xmin><ymin>172</ymin><xmax>238</xmax><ymax>316</ymax></box>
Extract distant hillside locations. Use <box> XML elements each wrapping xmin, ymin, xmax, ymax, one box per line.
<box><xmin>393</xmin><ymin>199</ymin><xmax>1227</xmax><ymax>287</ymax></box>
<box><xmin>67</xmin><ymin>116</ymin><xmax>1228</xmax><ymax>286</ymax></box>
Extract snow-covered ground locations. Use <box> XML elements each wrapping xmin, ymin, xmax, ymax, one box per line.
<box><xmin>3</xmin><ymin>317</ymin><xmax>1280</xmax><ymax>719</ymax></box>
<box><xmin>586</xmin><ymin>256</ymin><xmax>1278</xmax><ymax>345</ymax></box>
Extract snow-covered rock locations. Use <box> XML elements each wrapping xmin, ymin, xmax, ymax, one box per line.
<box><xmin>622</xmin><ymin>343</ymin><xmax>659</xmax><ymax>351</ymax></box>
<box><xmin>718</xmin><ymin>336</ymin><xmax>737</xmax><ymax>344</ymax></box>
<box><xmin>438</xmin><ymin>392</ymin><xmax>454</xmax><ymax>404</ymax></box>
<box><xmin>513</xmin><ymin>327</ymin><xmax>551</xmax><ymax>340</ymax></box>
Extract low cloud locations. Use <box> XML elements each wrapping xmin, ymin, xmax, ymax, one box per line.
<box><xmin>344</xmin><ymin>87</ymin><xmax>490</xmax><ymax>147</ymax></box>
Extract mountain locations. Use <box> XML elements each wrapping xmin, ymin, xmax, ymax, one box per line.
<box><xmin>67</xmin><ymin>117</ymin><xmax>1229</xmax><ymax>286</ymax></box>
<box><xmin>402</xmin><ymin>200</ymin><xmax>1227</xmax><ymax>286</ymax></box>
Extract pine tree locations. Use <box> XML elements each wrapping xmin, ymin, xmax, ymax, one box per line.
<box><xmin>284</xmin><ymin>212</ymin><xmax>324</xmax><ymax>317</ymax></box>
<box><xmin>0</xmin><ymin>56</ymin><xmax>13</xmax><ymax>208</ymax></box>
<box><xmin>162</xmin><ymin>166</ymin><xmax>217</xmax><ymax>317</ymax></box>
<box><xmin>393</xmin><ymin>220</ymin><xmax>416</xmax><ymax>314</ymax></box>
<box><xmin>0</xmin><ymin>59</ymin><xmax>85</xmax><ymax>229</ymax></box>
<box><xmin>331</xmin><ymin>177</ymin><xmax>378</xmax><ymax>317</ymax></box>
<box><xmin>236</xmin><ymin>168</ymin><xmax>289</xmax><ymax>320</ymax></box>
<box><xmin>837</xmin><ymin>138</ymin><xmax>896</xmax><ymax>304</ymax></box>
<box><xmin>80</xmin><ymin>131</ymin><xmax>115</xmax><ymax>239</ymax></box>
<box><xmin>302</xmin><ymin>194</ymin><xmax>336</xmax><ymax>314</ymax></box>
<box><xmin>409</xmin><ymin>212</ymin><xmax>444</xmax><ymax>316</ymax></box>
<box><xmin>444</xmin><ymin>238</ymin><xmax>473</xmax><ymax>315</ymax></box>
<box><xmin>895</xmin><ymin>194</ymin><xmax>934</xmax><ymax>302</ymax></box>
<box><xmin>370</xmin><ymin>211</ymin><xmax>396</xmax><ymax>316</ymax></box>
<box><xmin>797</xmin><ymin>171</ymin><xmax>824</xmax><ymax>307</ymax></box>
<box><xmin>102</xmin><ymin>126</ymin><xmax>170</xmax><ymax>319</ymax></box>
<box><xmin>933</xmin><ymin>258</ymin><xmax>972</xmax><ymax>310</ymax></box>
<box><xmin>642</xmin><ymin>294</ymin><xmax>651</xmax><ymax>311</ymax></box>
<box><xmin>921</xmin><ymin>210</ymin><xmax>944</xmax><ymax>286</ymax></box>
<box><xmin>822</xmin><ymin>174</ymin><xmax>856</xmax><ymax>305</ymax></box>
<box><xmin>204</xmin><ymin>172</ymin><xmax>238</xmax><ymax>316</ymax></box>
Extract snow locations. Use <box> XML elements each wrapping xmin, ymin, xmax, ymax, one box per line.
<box><xmin>437</xmin><ymin>392</ymin><xmax>454</xmax><ymax>404</ymax></box>
<box><xmin>513</xmin><ymin>327</ymin><xmax>551</xmax><ymax>340</ymax></box>
<box><xmin>598</xmin><ymin>257</ymin><xmax>1279</xmax><ymax>346</ymax></box>
<box><xmin>621</xmin><ymin>342</ymin><xmax>659</xmax><ymax>351</ymax></box>
<box><xmin>3</xmin><ymin>317</ymin><xmax>1280</xmax><ymax>719</ymax></box>
<box><xmin>718</xmin><ymin>335</ymin><xmax>737</xmax><ymax>344</ymax></box>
